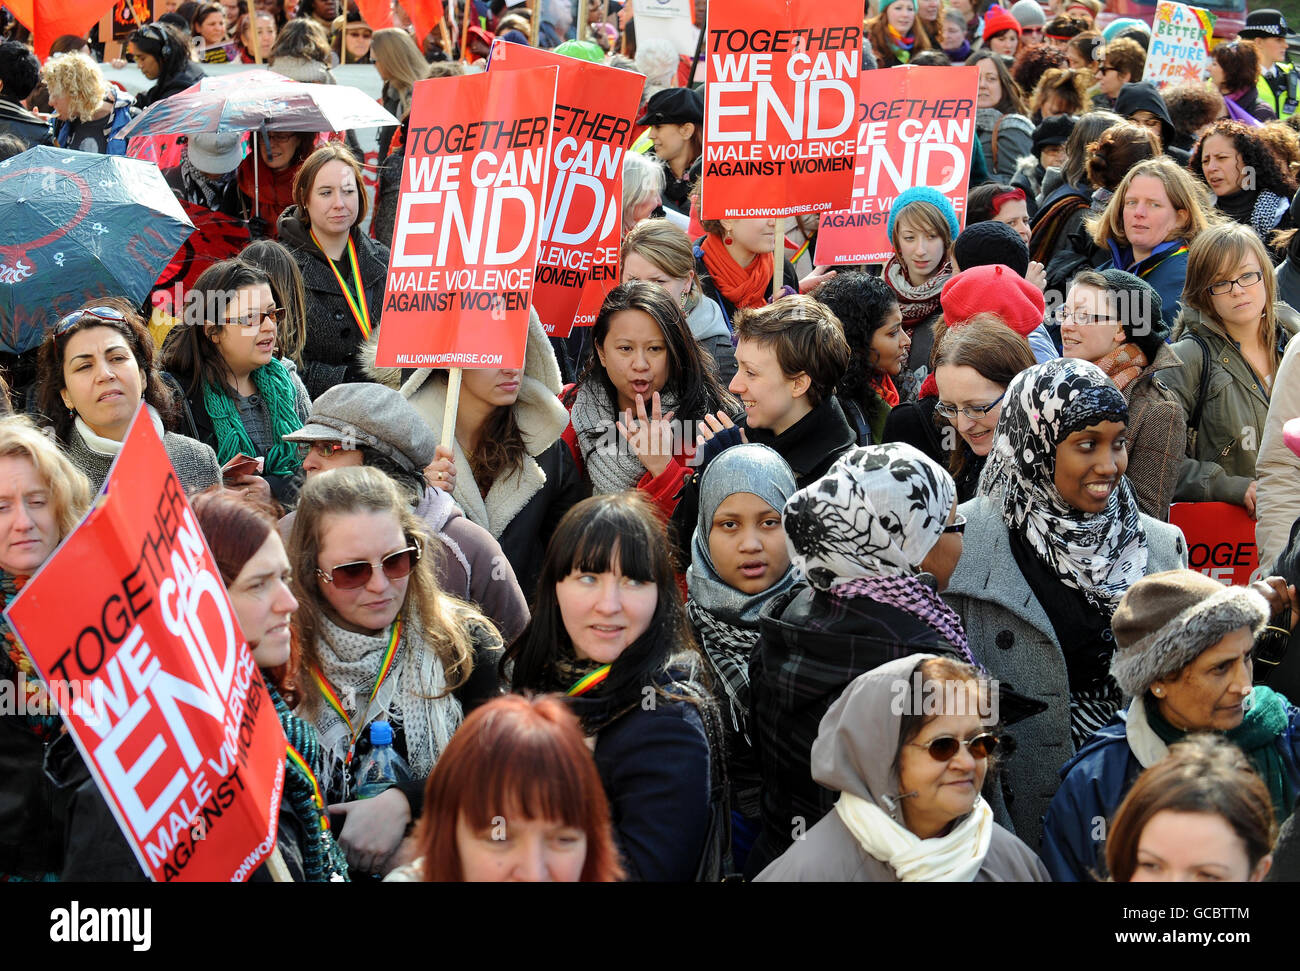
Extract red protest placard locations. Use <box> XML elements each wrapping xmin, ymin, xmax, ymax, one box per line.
<box><xmin>376</xmin><ymin>67</ymin><xmax>558</xmax><ymax>369</ymax></box>
<box><xmin>701</xmin><ymin>0</ymin><xmax>861</xmax><ymax>220</ymax></box>
<box><xmin>1168</xmin><ymin>501</ymin><xmax>1259</xmax><ymax>586</ymax></box>
<box><xmin>815</xmin><ymin>66</ymin><xmax>977</xmax><ymax>266</ymax></box>
<box><xmin>488</xmin><ymin>42</ymin><xmax>645</xmax><ymax>338</ymax></box>
<box><xmin>4</xmin><ymin>408</ymin><xmax>286</xmax><ymax>882</ymax></box>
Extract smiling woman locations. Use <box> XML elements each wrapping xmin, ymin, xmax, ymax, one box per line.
<box><xmin>756</xmin><ymin>654</ymin><xmax>1048</xmax><ymax>882</ymax></box>
<box><xmin>160</xmin><ymin>259</ymin><xmax>312</xmax><ymax>503</ymax></box>
<box><xmin>1042</xmin><ymin>570</ymin><xmax>1300</xmax><ymax>882</ymax></box>
<box><xmin>944</xmin><ymin>358</ymin><xmax>1189</xmax><ymax>851</ymax></box>
<box><xmin>36</xmin><ymin>297</ymin><xmax>221</xmax><ymax>496</ymax></box>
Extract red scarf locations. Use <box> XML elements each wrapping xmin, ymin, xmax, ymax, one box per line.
<box><xmin>703</xmin><ymin>233</ymin><xmax>774</xmax><ymax>311</ymax></box>
<box><xmin>872</xmin><ymin>373</ymin><xmax>900</xmax><ymax>407</ymax></box>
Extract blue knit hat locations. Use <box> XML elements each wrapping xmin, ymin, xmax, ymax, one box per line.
<box><xmin>886</xmin><ymin>186</ymin><xmax>961</xmax><ymax>243</ymax></box>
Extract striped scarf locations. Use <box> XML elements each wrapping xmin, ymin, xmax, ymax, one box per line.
<box><xmin>831</xmin><ymin>576</ymin><xmax>973</xmax><ymax>663</ymax></box>
<box><xmin>267</xmin><ymin>681</ymin><xmax>350</xmax><ymax>882</ymax></box>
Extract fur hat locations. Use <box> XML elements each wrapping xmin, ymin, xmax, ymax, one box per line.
<box><xmin>1109</xmin><ymin>569</ymin><xmax>1270</xmax><ymax>697</ymax></box>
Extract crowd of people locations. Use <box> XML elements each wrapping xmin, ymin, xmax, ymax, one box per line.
<box><xmin>2</xmin><ymin>0</ymin><xmax>1300</xmax><ymax>886</ymax></box>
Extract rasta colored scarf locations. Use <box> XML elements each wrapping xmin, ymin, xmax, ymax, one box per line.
<box><xmin>1</xmin><ymin>571</ymin><xmax>58</xmax><ymax>740</ymax></box>
<box><xmin>267</xmin><ymin>680</ymin><xmax>350</xmax><ymax>882</ymax></box>
<box><xmin>702</xmin><ymin>233</ymin><xmax>774</xmax><ymax>311</ymax></box>
<box><xmin>887</xmin><ymin>24</ymin><xmax>915</xmax><ymax>62</ymax></box>
<box><xmin>202</xmin><ymin>356</ymin><xmax>302</xmax><ymax>477</ymax></box>
<box><xmin>1146</xmin><ymin>686</ymin><xmax>1294</xmax><ymax>822</ymax></box>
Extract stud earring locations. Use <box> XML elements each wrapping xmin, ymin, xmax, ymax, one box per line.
<box><xmin>723</xmin><ymin>233</ymin><xmax>733</xmax><ymax>246</ymax></box>
<box><xmin>1153</xmin><ymin>687</ymin><xmax>1164</xmax><ymax>697</ymax></box>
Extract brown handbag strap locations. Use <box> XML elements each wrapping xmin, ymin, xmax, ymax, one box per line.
<box><xmin>990</xmin><ymin>115</ymin><xmax>1004</xmax><ymax>172</ymax></box>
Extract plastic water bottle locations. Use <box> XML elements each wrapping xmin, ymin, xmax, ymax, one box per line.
<box><xmin>351</xmin><ymin>721</ymin><xmax>411</xmax><ymax>800</ymax></box>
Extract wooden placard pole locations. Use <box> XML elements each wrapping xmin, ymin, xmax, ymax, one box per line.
<box><xmin>772</xmin><ymin>217</ymin><xmax>782</xmax><ymax>299</ymax></box>
<box><xmin>439</xmin><ymin>20</ymin><xmax>453</xmax><ymax>57</ymax></box>
<box><xmin>576</xmin><ymin>0</ymin><xmax>588</xmax><ymax>40</ymax></box>
<box><xmin>461</xmin><ymin>0</ymin><xmax>473</xmax><ymax>56</ymax></box>
<box><xmin>250</xmin><ymin>12</ymin><xmax>263</xmax><ymax>64</ymax></box>
<box><xmin>442</xmin><ymin>367</ymin><xmax>463</xmax><ymax>450</ymax></box>
<box><xmin>267</xmin><ymin>847</ymin><xmax>293</xmax><ymax>881</ymax></box>
<box><xmin>529</xmin><ymin>0</ymin><xmax>542</xmax><ymax>46</ymax></box>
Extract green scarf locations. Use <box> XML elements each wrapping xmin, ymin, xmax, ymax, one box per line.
<box><xmin>1146</xmin><ymin>686</ymin><xmax>1294</xmax><ymax>822</ymax></box>
<box><xmin>202</xmin><ymin>356</ymin><xmax>302</xmax><ymax>477</ymax></box>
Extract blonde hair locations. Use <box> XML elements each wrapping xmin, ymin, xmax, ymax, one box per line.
<box><xmin>40</xmin><ymin>51</ymin><xmax>107</xmax><ymax>121</ymax></box>
<box><xmin>1089</xmin><ymin>156</ymin><xmax>1214</xmax><ymax>251</ymax></box>
<box><xmin>370</xmin><ymin>27</ymin><xmax>431</xmax><ymax>119</ymax></box>
<box><xmin>288</xmin><ymin>466</ymin><xmax>478</xmax><ymax>716</ymax></box>
<box><xmin>620</xmin><ymin>218</ymin><xmax>701</xmax><ymax>313</ymax></box>
<box><xmin>0</xmin><ymin>415</ymin><xmax>91</xmax><ymax>543</ymax></box>
<box><xmin>1183</xmin><ymin>223</ymin><xmax>1281</xmax><ymax>373</ymax></box>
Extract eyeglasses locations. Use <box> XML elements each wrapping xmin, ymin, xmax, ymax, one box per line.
<box><xmin>55</xmin><ymin>305</ymin><xmax>127</xmax><ymax>336</ymax></box>
<box><xmin>316</xmin><ymin>541</ymin><xmax>422</xmax><ymax>589</ymax></box>
<box><xmin>295</xmin><ymin>441</ymin><xmax>351</xmax><ymax>460</ymax></box>
<box><xmin>1098</xmin><ymin>64</ymin><xmax>1117</xmax><ymax>74</ymax></box>
<box><xmin>225</xmin><ymin>306</ymin><xmax>287</xmax><ymax>330</ymax></box>
<box><xmin>1206</xmin><ymin>271</ymin><xmax>1263</xmax><ymax>296</ymax></box>
<box><xmin>935</xmin><ymin>393</ymin><xmax>1006</xmax><ymax>421</ymax></box>
<box><xmin>1056</xmin><ymin>308</ymin><xmax>1118</xmax><ymax>327</ymax></box>
<box><xmin>910</xmin><ymin>731</ymin><xmax>1000</xmax><ymax>762</ymax></box>
<box><xmin>943</xmin><ymin>513</ymin><xmax>967</xmax><ymax>535</ymax></box>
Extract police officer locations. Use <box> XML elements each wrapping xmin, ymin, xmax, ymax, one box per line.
<box><xmin>1241</xmin><ymin>9</ymin><xmax>1297</xmax><ymax>120</ymax></box>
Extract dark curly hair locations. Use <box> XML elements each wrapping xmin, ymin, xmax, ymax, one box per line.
<box><xmin>811</xmin><ymin>272</ymin><xmax>900</xmax><ymax>416</ymax></box>
<box><xmin>1010</xmin><ymin>43</ymin><xmax>1065</xmax><ymax>102</ymax></box>
<box><xmin>0</xmin><ymin>39</ymin><xmax>41</xmax><ymax>103</ymax></box>
<box><xmin>1191</xmin><ymin>120</ymin><xmax>1297</xmax><ymax>201</ymax></box>
<box><xmin>1161</xmin><ymin>83</ymin><xmax>1224</xmax><ymax>144</ymax></box>
<box><xmin>1212</xmin><ymin>39</ymin><xmax>1262</xmax><ymax>94</ymax></box>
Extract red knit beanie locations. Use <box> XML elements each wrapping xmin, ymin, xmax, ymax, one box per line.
<box><xmin>983</xmin><ymin>6</ymin><xmax>1023</xmax><ymax>37</ymax></box>
<box><xmin>940</xmin><ymin>264</ymin><xmax>1045</xmax><ymax>336</ymax></box>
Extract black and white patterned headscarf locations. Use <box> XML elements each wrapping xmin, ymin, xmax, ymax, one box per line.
<box><xmin>977</xmin><ymin>358</ymin><xmax>1148</xmax><ymax>611</ymax></box>
<box><xmin>784</xmin><ymin>443</ymin><xmax>956</xmax><ymax>589</ymax></box>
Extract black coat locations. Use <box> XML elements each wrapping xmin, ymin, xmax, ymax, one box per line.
<box><xmin>746</xmin><ymin>583</ymin><xmax>966</xmax><ymax>879</ymax></box>
<box><xmin>594</xmin><ymin>692</ymin><xmax>713</xmax><ymax>882</ymax></box>
<box><xmin>277</xmin><ymin>207</ymin><xmax>390</xmax><ymax>399</ymax></box>
<box><xmin>497</xmin><ymin>438</ymin><xmax>589</xmax><ymax>598</ymax></box>
<box><xmin>745</xmin><ymin>395</ymin><xmax>857</xmax><ymax>489</ymax></box>
<box><xmin>0</xmin><ymin>97</ymin><xmax>53</xmax><ymax>148</ymax></box>
<box><xmin>136</xmin><ymin>61</ymin><xmax>206</xmax><ymax>109</ymax></box>
<box><xmin>0</xmin><ymin>707</ymin><xmax>72</xmax><ymax>879</ymax></box>
<box><xmin>882</xmin><ymin>394</ymin><xmax>945</xmax><ymax>465</ymax></box>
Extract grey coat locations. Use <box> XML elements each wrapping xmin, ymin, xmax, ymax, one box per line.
<box><xmin>943</xmin><ymin>496</ymin><xmax>1188</xmax><ymax>852</ymax></box>
<box><xmin>64</xmin><ymin>424</ymin><xmax>222</xmax><ymax>496</ymax></box>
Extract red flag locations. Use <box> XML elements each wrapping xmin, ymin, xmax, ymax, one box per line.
<box><xmin>401</xmin><ymin>0</ymin><xmax>445</xmax><ymax>47</ymax></box>
<box><xmin>353</xmin><ymin>0</ymin><xmax>393</xmax><ymax>31</ymax></box>
<box><xmin>5</xmin><ymin>0</ymin><xmax>119</xmax><ymax>58</ymax></box>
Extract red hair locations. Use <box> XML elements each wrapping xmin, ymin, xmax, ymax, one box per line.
<box><xmin>414</xmin><ymin>694</ymin><xmax>624</xmax><ymax>882</ymax></box>
<box><xmin>190</xmin><ymin>487</ymin><xmax>302</xmax><ymax>703</ymax></box>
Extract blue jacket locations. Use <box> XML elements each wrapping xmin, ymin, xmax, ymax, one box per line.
<box><xmin>1100</xmin><ymin>238</ymin><xmax>1188</xmax><ymax>330</ymax></box>
<box><xmin>53</xmin><ymin>91</ymin><xmax>134</xmax><ymax>156</ymax></box>
<box><xmin>1041</xmin><ymin>695</ymin><xmax>1300</xmax><ymax>882</ymax></box>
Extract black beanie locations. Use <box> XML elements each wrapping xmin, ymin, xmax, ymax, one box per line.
<box><xmin>953</xmin><ymin>221</ymin><xmax>1030</xmax><ymax>278</ymax></box>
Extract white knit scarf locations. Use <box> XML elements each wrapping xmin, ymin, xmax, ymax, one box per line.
<box><xmin>569</xmin><ymin>379</ymin><xmax>680</xmax><ymax>495</ymax></box>
<box><xmin>835</xmin><ymin>792</ymin><xmax>994</xmax><ymax>882</ymax></box>
<box><xmin>312</xmin><ymin>611</ymin><xmax>463</xmax><ymax>798</ymax></box>
<box><xmin>74</xmin><ymin>405</ymin><xmax>166</xmax><ymax>456</ymax></box>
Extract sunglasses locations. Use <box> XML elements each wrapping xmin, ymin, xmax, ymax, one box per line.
<box><xmin>910</xmin><ymin>731</ymin><xmax>1000</xmax><ymax>761</ymax></box>
<box><xmin>943</xmin><ymin>513</ymin><xmax>967</xmax><ymax>535</ymax></box>
<box><xmin>316</xmin><ymin>541</ymin><xmax>422</xmax><ymax>590</ymax></box>
<box><xmin>225</xmin><ymin>306</ymin><xmax>288</xmax><ymax>330</ymax></box>
<box><xmin>56</xmin><ymin>305</ymin><xmax>127</xmax><ymax>336</ymax></box>
<box><xmin>295</xmin><ymin>441</ymin><xmax>350</xmax><ymax>460</ymax></box>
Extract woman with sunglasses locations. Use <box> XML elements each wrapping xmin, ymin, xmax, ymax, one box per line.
<box><xmin>1058</xmin><ymin>270</ymin><xmax>1185</xmax><ymax>520</ymax></box>
<box><xmin>945</xmin><ymin>358</ymin><xmax>1188</xmax><ymax>852</ymax></box>
<box><xmin>746</xmin><ymin>443</ymin><xmax>969</xmax><ymax>878</ymax></box>
<box><xmin>288</xmin><ymin>465</ymin><xmax>502</xmax><ymax>876</ymax></box>
<box><xmin>161</xmin><ymin>258</ymin><xmax>310</xmax><ymax>504</ymax></box>
<box><xmin>756</xmin><ymin>654</ymin><xmax>1047</xmax><ymax>882</ymax></box>
<box><xmin>1163</xmin><ymin>223</ymin><xmax>1299</xmax><ymax>517</ymax></box>
<box><xmin>35</xmin><ymin>298</ymin><xmax>221</xmax><ymax>495</ymax></box>
<box><xmin>503</xmin><ymin>492</ymin><xmax>724</xmax><ymax>882</ymax></box>
<box><xmin>1042</xmin><ymin>569</ymin><xmax>1300</xmax><ymax>881</ymax></box>
<box><xmin>931</xmin><ymin>316</ymin><xmax>1038</xmax><ymax>502</ymax></box>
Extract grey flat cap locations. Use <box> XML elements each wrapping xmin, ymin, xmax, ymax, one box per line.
<box><xmin>282</xmin><ymin>382</ymin><xmax>438</xmax><ymax>473</ymax></box>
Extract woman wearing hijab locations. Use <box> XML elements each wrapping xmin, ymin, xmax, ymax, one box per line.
<box><xmin>685</xmin><ymin>444</ymin><xmax>800</xmax><ymax>874</ymax></box>
<box><xmin>1041</xmin><ymin>568</ymin><xmax>1300</xmax><ymax>881</ymax></box>
<box><xmin>746</xmin><ymin>442</ymin><xmax>969</xmax><ymax>878</ymax></box>
<box><xmin>944</xmin><ymin>358</ymin><xmax>1188</xmax><ymax>851</ymax></box>
<box><xmin>756</xmin><ymin>654</ymin><xmax>1049</xmax><ymax>882</ymax></box>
